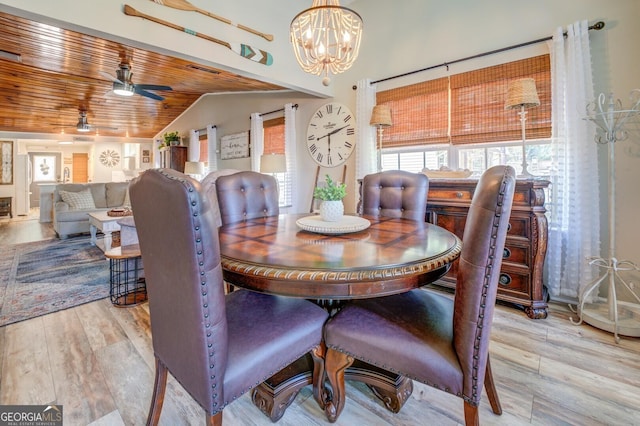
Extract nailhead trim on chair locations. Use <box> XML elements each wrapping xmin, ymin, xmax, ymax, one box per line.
<box><xmin>464</xmin><ymin>166</ymin><xmax>510</xmax><ymax>406</ymax></box>
<box><xmin>155</xmin><ymin>169</ymin><xmax>222</xmax><ymax>411</ymax></box>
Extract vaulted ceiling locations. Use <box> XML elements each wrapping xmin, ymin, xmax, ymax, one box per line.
<box><xmin>0</xmin><ymin>11</ymin><xmax>285</xmax><ymax>139</ymax></box>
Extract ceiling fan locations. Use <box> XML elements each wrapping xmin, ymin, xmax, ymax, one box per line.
<box><xmin>53</xmin><ymin>110</ymin><xmax>119</xmax><ymax>133</ymax></box>
<box><xmin>100</xmin><ymin>62</ymin><xmax>172</xmax><ymax>101</ymax></box>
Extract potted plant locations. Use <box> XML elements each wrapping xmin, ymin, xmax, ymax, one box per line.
<box><xmin>314</xmin><ymin>174</ymin><xmax>346</xmax><ymax>222</ymax></box>
<box><xmin>163</xmin><ymin>131</ymin><xmax>181</xmax><ymax>146</ymax></box>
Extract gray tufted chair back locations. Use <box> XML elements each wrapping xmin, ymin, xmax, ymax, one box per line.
<box><xmin>360</xmin><ymin>170</ymin><xmax>429</xmax><ymax>221</ymax></box>
<box><xmin>215</xmin><ymin>171</ymin><xmax>280</xmax><ymax>225</ymax></box>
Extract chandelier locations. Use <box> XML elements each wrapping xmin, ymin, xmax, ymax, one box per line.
<box><xmin>290</xmin><ymin>0</ymin><xmax>363</xmax><ymax>86</ymax></box>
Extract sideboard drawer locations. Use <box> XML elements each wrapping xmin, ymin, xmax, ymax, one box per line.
<box><xmin>502</xmin><ymin>242</ymin><xmax>529</xmax><ymax>268</ymax></box>
<box><xmin>507</xmin><ymin>216</ymin><xmax>530</xmax><ymax>239</ymax></box>
<box><xmin>428</xmin><ymin>188</ymin><xmax>474</xmax><ymax>202</ymax></box>
<box><xmin>496</xmin><ymin>267</ymin><xmax>530</xmax><ymax>295</ymax></box>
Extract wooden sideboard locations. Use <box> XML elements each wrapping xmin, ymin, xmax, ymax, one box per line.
<box><xmin>159</xmin><ymin>146</ymin><xmax>187</xmax><ymax>173</ymax></box>
<box><xmin>426</xmin><ymin>178</ymin><xmax>549</xmax><ymax>319</ymax></box>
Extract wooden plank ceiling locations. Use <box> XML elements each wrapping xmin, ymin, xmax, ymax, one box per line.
<box><xmin>0</xmin><ymin>11</ymin><xmax>284</xmax><ymax>139</ymax></box>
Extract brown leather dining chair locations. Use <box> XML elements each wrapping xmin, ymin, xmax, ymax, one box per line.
<box><xmin>323</xmin><ymin>165</ymin><xmax>516</xmax><ymax>425</ymax></box>
<box><xmin>215</xmin><ymin>170</ymin><xmax>280</xmax><ymax>225</ymax></box>
<box><xmin>200</xmin><ymin>169</ymin><xmax>240</xmax><ymax>227</ymax></box>
<box><xmin>359</xmin><ymin>170</ymin><xmax>429</xmax><ymax>221</ymax></box>
<box><xmin>129</xmin><ymin>169</ymin><xmax>329</xmax><ymax>426</ymax></box>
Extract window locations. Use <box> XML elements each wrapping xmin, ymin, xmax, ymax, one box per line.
<box><xmin>199</xmin><ymin>133</ymin><xmax>209</xmax><ymax>173</ymax></box>
<box><xmin>263</xmin><ymin>117</ymin><xmax>291</xmax><ymax>207</ymax></box>
<box><xmin>377</xmin><ymin>55</ymin><xmax>551</xmax><ymax>177</ymax></box>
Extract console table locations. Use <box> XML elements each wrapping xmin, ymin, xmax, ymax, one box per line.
<box><xmin>426</xmin><ymin>178</ymin><xmax>550</xmax><ymax>319</ymax></box>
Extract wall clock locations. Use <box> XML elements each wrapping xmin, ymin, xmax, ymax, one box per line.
<box><xmin>306</xmin><ymin>102</ymin><xmax>356</xmax><ymax>167</ymax></box>
<box><xmin>99</xmin><ymin>149</ymin><xmax>120</xmax><ymax>167</ymax></box>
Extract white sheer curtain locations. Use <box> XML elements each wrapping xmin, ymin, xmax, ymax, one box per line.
<box><xmin>545</xmin><ymin>20</ymin><xmax>600</xmax><ymax>300</ymax></box>
<box><xmin>207</xmin><ymin>124</ymin><xmax>217</xmax><ymax>172</ymax></box>
<box><xmin>354</xmin><ymin>78</ymin><xmax>377</xmax><ymax>203</ymax></box>
<box><xmin>188</xmin><ymin>129</ymin><xmax>199</xmax><ymax>161</ymax></box>
<box><xmin>250</xmin><ymin>112</ymin><xmax>264</xmax><ymax>172</ymax></box>
<box><xmin>284</xmin><ymin>103</ymin><xmax>298</xmax><ymax>212</ymax></box>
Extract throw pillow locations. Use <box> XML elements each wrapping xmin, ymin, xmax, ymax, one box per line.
<box><xmin>59</xmin><ymin>188</ymin><xmax>96</xmax><ymax>210</ymax></box>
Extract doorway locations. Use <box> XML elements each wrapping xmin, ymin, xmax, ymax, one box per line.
<box><xmin>72</xmin><ymin>153</ymin><xmax>88</xmax><ymax>183</ymax></box>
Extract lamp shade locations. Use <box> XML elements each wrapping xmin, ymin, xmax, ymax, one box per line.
<box><xmin>505</xmin><ymin>78</ymin><xmax>540</xmax><ymax>109</ymax></box>
<box><xmin>184</xmin><ymin>161</ymin><xmax>205</xmax><ymax>175</ymax></box>
<box><xmin>260</xmin><ymin>154</ymin><xmax>287</xmax><ymax>173</ymax></box>
<box><xmin>370</xmin><ymin>105</ymin><xmax>392</xmax><ymax>127</ymax></box>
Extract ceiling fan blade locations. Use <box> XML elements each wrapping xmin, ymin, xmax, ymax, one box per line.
<box><xmin>135</xmin><ymin>84</ymin><xmax>172</xmax><ymax>91</ymax></box>
<box><xmin>99</xmin><ymin>70</ymin><xmax>123</xmax><ymax>83</ymax></box>
<box><xmin>92</xmin><ymin>124</ymin><xmax>119</xmax><ymax>131</ymax></box>
<box><xmin>135</xmin><ymin>88</ymin><xmax>165</xmax><ymax>101</ymax></box>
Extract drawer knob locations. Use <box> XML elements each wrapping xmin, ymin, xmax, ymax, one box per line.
<box><xmin>455</xmin><ymin>192</ymin><xmax>463</xmax><ymax>198</ymax></box>
<box><xmin>503</xmin><ymin>248</ymin><xmax>511</xmax><ymax>259</ymax></box>
<box><xmin>499</xmin><ymin>273</ymin><xmax>512</xmax><ymax>286</ymax></box>
<box><xmin>507</xmin><ymin>223</ymin><xmax>512</xmax><ymax>232</ymax></box>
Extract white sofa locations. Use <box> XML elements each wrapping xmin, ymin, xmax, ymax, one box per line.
<box><xmin>53</xmin><ymin>182</ymin><xmax>129</xmax><ymax>239</ymax></box>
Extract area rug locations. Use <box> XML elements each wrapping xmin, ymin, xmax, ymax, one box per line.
<box><xmin>0</xmin><ymin>237</ymin><xmax>110</xmax><ymax>327</ymax></box>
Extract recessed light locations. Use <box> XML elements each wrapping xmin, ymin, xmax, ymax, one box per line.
<box><xmin>0</xmin><ymin>49</ymin><xmax>21</xmax><ymax>62</ymax></box>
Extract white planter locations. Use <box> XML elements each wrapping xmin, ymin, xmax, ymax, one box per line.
<box><xmin>319</xmin><ymin>200</ymin><xmax>344</xmax><ymax>222</ymax></box>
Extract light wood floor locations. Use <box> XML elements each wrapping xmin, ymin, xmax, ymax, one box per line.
<box><xmin>1</xmin><ymin>216</ymin><xmax>640</xmax><ymax>425</ymax></box>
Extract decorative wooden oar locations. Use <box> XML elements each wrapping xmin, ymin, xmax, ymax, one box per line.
<box><xmin>124</xmin><ymin>5</ymin><xmax>273</xmax><ymax>66</ymax></box>
<box><xmin>150</xmin><ymin>0</ymin><xmax>273</xmax><ymax>42</ymax></box>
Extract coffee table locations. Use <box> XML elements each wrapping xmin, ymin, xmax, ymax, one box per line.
<box><xmin>88</xmin><ymin>211</ymin><xmax>122</xmax><ymax>252</ymax></box>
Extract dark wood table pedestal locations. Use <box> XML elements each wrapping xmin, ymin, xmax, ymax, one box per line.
<box><xmin>250</xmin><ymin>354</ymin><xmax>413</xmax><ymax>422</ymax></box>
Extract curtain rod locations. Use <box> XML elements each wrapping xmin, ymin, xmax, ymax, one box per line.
<box><xmin>195</xmin><ymin>124</ymin><xmax>216</xmax><ymax>134</ymax></box>
<box><xmin>353</xmin><ymin>21</ymin><xmax>605</xmax><ymax>89</ymax></box>
<box><xmin>250</xmin><ymin>103</ymin><xmax>299</xmax><ymax>119</ymax></box>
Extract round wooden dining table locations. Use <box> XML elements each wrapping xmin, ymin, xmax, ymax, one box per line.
<box><xmin>218</xmin><ymin>213</ymin><xmax>462</xmax><ymax>421</ymax></box>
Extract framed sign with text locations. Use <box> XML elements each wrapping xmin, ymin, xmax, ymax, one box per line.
<box><xmin>221</xmin><ymin>131</ymin><xmax>250</xmax><ymax>160</ymax></box>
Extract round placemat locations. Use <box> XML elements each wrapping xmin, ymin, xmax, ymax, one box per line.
<box><xmin>296</xmin><ymin>215</ymin><xmax>371</xmax><ymax>235</ymax></box>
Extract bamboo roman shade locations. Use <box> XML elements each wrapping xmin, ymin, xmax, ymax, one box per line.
<box><xmin>376</xmin><ymin>77</ymin><xmax>449</xmax><ymax>147</ymax></box>
<box><xmin>375</xmin><ymin>55</ymin><xmax>551</xmax><ymax>147</ymax></box>
<box><xmin>262</xmin><ymin>116</ymin><xmax>285</xmax><ymax>154</ymax></box>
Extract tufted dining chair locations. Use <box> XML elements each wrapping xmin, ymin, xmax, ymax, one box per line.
<box><xmin>359</xmin><ymin>170</ymin><xmax>429</xmax><ymax>221</ymax></box>
<box><xmin>323</xmin><ymin>165</ymin><xmax>516</xmax><ymax>425</ymax></box>
<box><xmin>129</xmin><ymin>169</ymin><xmax>329</xmax><ymax>426</ymax></box>
<box><xmin>200</xmin><ymin>169</ymin><xmax>240</xmax><ymax>227</ymax></box>
<box><xmin>215</xmin><ymin>171</ymin><xmax>280</xmax><ymax>225</ymax></box>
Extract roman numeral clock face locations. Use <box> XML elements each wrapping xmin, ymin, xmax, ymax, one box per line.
<box><xmin>306</xmin><ymin>102</ymin><xmax>356</xmax><ymax>167</ymax></box>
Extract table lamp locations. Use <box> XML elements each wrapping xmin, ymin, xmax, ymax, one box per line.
<box><xmin>260</xmin><ymin>153</ymin><xmax>287</xmax><ymax>174</ymax></box>
<box><xmin>505</xmin><ymin>78</ymin><xmax>540</xmax><ymax>178</ymax></box>
<box><xmin>184</xmin><ymin>161</ymin><xmax>205</xmax><ymax>180</ymax></box>
<box><xmin>370</xmin><ymin>105</ymin><xmax>393</xmax><ymax>172</ymax></box>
